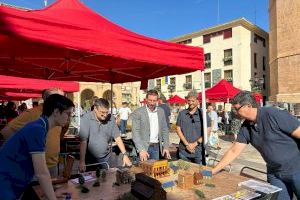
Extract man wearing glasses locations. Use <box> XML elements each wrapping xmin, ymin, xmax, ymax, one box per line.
<box><xmin>176</xmin><ymin>91</ymin><xmax>211</xmax><ymax>164</ymax></box>
<box><xmin>79</xmin><ymin>98</ymin><xmax>131</xmax><ymax>172</ymax></box>
<box><xmin>212</xmin><ymin>91</ymin><xmax>300</xmax><ymax>200</ymax></box>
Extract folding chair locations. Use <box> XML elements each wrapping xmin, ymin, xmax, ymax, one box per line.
<box><xmin>206</xmin><ymin>145</ymin><xmax>232</xmax><ymax>172</ymax></box>
<box><xmin>240</xmin><ymin>166</ymin><xmax>267</xmax><ymax>182</ymax></box>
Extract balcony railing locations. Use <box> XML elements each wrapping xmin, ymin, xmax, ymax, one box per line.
<box><xmin>183</xmin><ymin>82</ymin><xmax>192</xmax><ymax>90</ymax></box>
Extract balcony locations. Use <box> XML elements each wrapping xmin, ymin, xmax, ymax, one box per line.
<box><xmin>223</xmin><ymin>56</ymin><xmax>232</xmax><ymax>66</ymax></box>
<box><xmin>183</xmin><ymin>82</ymin><xmax>192</xmax><ymax>90</ymax></box>
<box><xmin>167</xmin><ymin>84</ymin><xmax>176</xmax><ymax>93</ymax></box>
<box><xmin>205</xmin><ymin>81</ymin><xmax>211</xmax><ymax>88</ymax></box>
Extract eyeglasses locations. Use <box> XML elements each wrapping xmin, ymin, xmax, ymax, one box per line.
<box><xmin>234</xmin><ymin>104</ymin><xmax>246</xmax><ymax>113</ymax></box>
<box><xmin>190</xmin><ymin>114</ymin><xmax>195</xmax><ymax>123</ymax></box>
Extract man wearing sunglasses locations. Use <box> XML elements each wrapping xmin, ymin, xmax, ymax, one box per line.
<box><xmin>176</xmin><ymin>91</ymin><xmax>211</xmax><ymax>164</ymax></box>
<box><xmin>212</xmin><ymin>91</ymin><xmax>300</xmax><ymax>200</ymax></box>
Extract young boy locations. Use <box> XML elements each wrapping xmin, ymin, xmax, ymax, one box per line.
<box><xmin>0</xmin><ymin>94</ymin><xmax>74</xmax><ymax>200</ymax></box>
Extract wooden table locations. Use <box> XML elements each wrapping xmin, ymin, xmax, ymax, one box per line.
<box><xmin>34</xmin><ymin>162</ymin><xmax>249</xmax><ymax>200</ymax></box>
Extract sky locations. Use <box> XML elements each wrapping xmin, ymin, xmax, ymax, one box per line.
<box><xmin>0</xmin><ymin>0</ymin><xmax>269</xmax><ymax>40</ymax></box>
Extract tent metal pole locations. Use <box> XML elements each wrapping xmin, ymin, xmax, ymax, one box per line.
<box><xmin>110</xmin><ymin>83</ymin><xmax>113</xmax><ymax>113</ymax></box>
<box><xmin>201</xmin><ymin>70</ymin><xmax>208</xmax><ymax>149</ymax></box>
<box><xmin>77</xmin><ymin>92</ymin><xmax>80</xmax><ymax>133</ymax></box>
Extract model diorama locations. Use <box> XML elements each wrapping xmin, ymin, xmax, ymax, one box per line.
<box><xmin>115</xmin><ymin>168</ymin><xmax>134</xmax><ymax>185</ymax></box>
<box><xmin>140</xmin><ymin>159</ymin><xmax>170</xmax><ymax>179</ymax></box>
<box><xmin>177</xmin><ymin>171</ymin><xmax>194</xmax><ymax>189</ymax></box>
<box><xmin>131</xmin><ymin>173</ymin><xmax>167</xmax><ymax>200</ymax></box>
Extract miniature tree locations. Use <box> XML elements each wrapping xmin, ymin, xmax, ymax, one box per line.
<box><xmin>93</xmin><ymin>167</ymin><xmax>101</xmax><ymax>187</ymax></box>
<box><xmin>78</xmin><ymin>174</ymin><xmax>89</xmax><ymax>193</ymax></box>
<box><xmin>194</xmin><ymin>189</ymin><xmax>205</xmax><ymax>199</ymax></box>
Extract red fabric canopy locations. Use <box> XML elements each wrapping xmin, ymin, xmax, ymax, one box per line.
<box><xmin>0</xmin><ymin>75</ymin><xmax>79</xmax><ymax>92</ymax></box>
<box><xmin>198</xmin><ymin>79</ymin><xmax>241</xmax><ymax>102</ymax></box>
<box><xmin>0</xmin><ymin>0</ymin><xmax>204</xmax><ymax>83</ymax></box>
<box><xmin>167</xmin><ymin>95</ymin><xmax>186</xmax><ymax>104</ymax></box>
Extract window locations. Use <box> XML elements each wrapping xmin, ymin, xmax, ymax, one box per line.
<box><xmin>203</xmin><ymin>35</ymin><xmax>211</xmax><ymax>44</ymax></box>
<box><xmin>203</xmin><ymin>28</ymin><xmax>232</xmax><ymax>43</ymax></box>
<box><xmin>204</xmin><ymin>53</ymin><xmax>211</xmax><ymax>68</ymax></box>
<box><xmin>254</xmin><ymin>33</ymin><xmax>266</xmax><ymax>47</ymax></box>
<box><xmin>183</xmin><ymin>75</ymin><xmax>192</xmax><ymax>90</ymax></box>
<box><xmin>168</xmin><ymin>77</ymin><xmax>176</xmax><ymax>92</ymax></box>
<box><xmin>254</xmin><ymin>53</ymin><xmax>257</xmax><ymax>68</ymax></box>
<box><xmin>224</xmin><ymin>49</ymin><xmax>232</xmax><ymax>66</ymax></box>
<box><xmin>177</xmin><ymin>39</ymin><xmax>192</xmax><ymax>45</ymax></box>
<box><xmin>263</xmin><ymin>56</ymin><xmax>266</xmax><ymax>71</ymax></box>
<box><xmin>156</xmin><ymin>79</ymin><xmax>161</xmax><ymax>91</ymax></box>
<box><xmin>224</xmin><ymin>70</ymin><xmax>233</xmax><ymax>84</ymax></box>
<box><xmin>204</xmin><ymin>73</ymin><xmax>211</xmax><ymax>88</ymax></box>
<box><xmin>223</xmin><ymin>28</ymin><xmax>232</xmax><ymax>39</ymax></box>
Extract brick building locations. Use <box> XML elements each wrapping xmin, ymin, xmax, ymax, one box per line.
<box><xmin>269</xmin><ymin>0</ymin><xmax>300</xmax><ymax>103</ymax></box>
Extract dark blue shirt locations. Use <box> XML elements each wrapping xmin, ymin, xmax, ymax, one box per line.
<box><xmin>176</xmin><ymin>108</ymin><xmax>211</xmax><ymax>150</ymax></box>
<box><xmin>237</xmin><ymin>107</ymin><xmax>300</xmax><ymax>175</ymax></box>
<box><xmin>0</xmin><ymin>116</ymin><xmax>48</xmax><ymax>200</ymax></box>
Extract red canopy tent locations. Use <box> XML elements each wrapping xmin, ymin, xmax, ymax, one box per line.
<box><xmin>0</xmin><ymin>75</ymin><xmax>79</xmax><ymax>92</ymax></box>
<box><xmin>198</xmin><ymin>79</ymin><xmax>241</xmax><ymax>102</ymax></box>
<box><xmin>0</xmin><ymin>0</ymin><xmax>204</xmax><ymax>83</ymax></box>
<box><xmin>167</xmin><ymin>95</ymin><xmax>186</xmax><ymax>104</ymax></box>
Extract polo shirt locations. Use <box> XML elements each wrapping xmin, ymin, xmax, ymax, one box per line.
<box><xmin>0</xmin><ymin>116</ymin><xmax>48</xmax><ymax>200</ymax></box>
<box><xmin>3</xmin><ymin>105</ymin><xmax>62</xmax><ymax>167</ymax></box>
<box><xmin>80</xmin><ymin>111</ymin><xmax>120</xmax><ymax>158</ymax></box>
<box><xmin>237</xmin><ymin>107</ymin><xmax>300</xmax><ymax>175</ymax></box>
<box><xmin>176</xmin><ymin>108</ymin><xmax>211</xmax><ymax>150</ymax></box>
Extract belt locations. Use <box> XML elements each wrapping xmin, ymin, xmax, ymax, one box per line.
<box><xmin>149</xmin><ymin>142</ymin><xmax>159</xmax><ymax>147</ymax></box>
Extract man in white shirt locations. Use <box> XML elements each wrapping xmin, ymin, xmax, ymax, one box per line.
<box><xmin>118</xmin><ymin>102</ymin><xmax>131</xmax><ymax>137</ymax></box>
<box><xmin>131</xmin><ymin>90</ymin><xmax>171</xmax><ymax>161</ymax></box>
<box><xmin>207</xmin><ymin>105</ymin><xmax>219</xmax><ymax>132</ymax></box>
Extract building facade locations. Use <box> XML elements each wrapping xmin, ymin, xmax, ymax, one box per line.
<box><xmin>151</xmin><ymin>18</ymin><xmax>269</xmax><ymax>101</ymax></box>
<box><xmin>269</xmin><ymin>0</ymin><xmax>300</xmax><ymax>103</ymax></box>
<box><xmin>70</xmin><ymin>82</ymin><xmax>140</xmax><ymax>110</ymax></box>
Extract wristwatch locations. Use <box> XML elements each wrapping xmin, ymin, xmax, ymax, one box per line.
<box><xmin>121</xmin><ymin>152</ymin><xmax>129</xmax><ymax>156</ymax></box>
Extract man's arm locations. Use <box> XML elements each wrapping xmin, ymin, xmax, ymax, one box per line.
<box><xmin>292</xmin><ymin>126</ymin><xmax>300</xmax><ymax>139</ymax></box>
<box><xmin>32</xmin><ymin>153</ymin><xmax>57</xmax><ymax>200</ymax></box>
<box><xmin>176</xmin><ymin>126</ymin><xmax>189</xmax><ymax>146</ymax></box>
<box><xmin>79</xmin><ymin>140</ymin><xmax>87</xmax><ymax>172</ymax></box>
<box><xmin>115</xmin><ymin>136</ymin><xmax>132</xmax><ymax>166</ymax></box>
<box><xmin>211</xmin><ymin>142</ymin><xmax>247</xmax><ymax>174</ymax></box>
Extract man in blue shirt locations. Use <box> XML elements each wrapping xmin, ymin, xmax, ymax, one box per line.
<box><xmin>212</xmin><ymin>91</ymin><xmax>300</xmax><ymax>200</ymax></box>
<box><xmin>0</xmin><ymin>94</ymin><xmax>74</xmax><ymax>200</ymax></box>
<box><xmin>176</xmin><ymin>91</ymin><xmax>211</xmax><ymax>164</ymax></box>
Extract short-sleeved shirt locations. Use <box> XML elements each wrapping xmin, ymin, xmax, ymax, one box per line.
<box><xmin>118</xmin><ymin>107</ymin><xmax>131</xmax><ymax>120</ymax></box>
<box><xmin>208</xmin><ymin>111</ymin><xmax>219</xmax><ymax>131</ymax></box>
<box><xmin>237</xmin><ymin>107</ymin><xmax>300</xmax><ymax>175</ymax></box>
<box><xmin>0</xmin><ymin>116</ymin><xmax>48</xmax><ymax>199</ymax></box>
<box><xmin>80</xmin><ymin>111</ymin><xmax>120</xmax><ymax>158</ymax></box>
<box><xmin>176</xmin><ymin>108</ymin><xmax>211</xmax><ymax>150</ymax></box>
<box><xmin>3</xmin><ymin>105</ymin><xmax>62</xmax><ymax>167</ymax></box>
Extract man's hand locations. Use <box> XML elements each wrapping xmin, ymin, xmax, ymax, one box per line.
<box><xmin>163</xmin><ymin>149</ymin><xmax>171</xmax><ymax>159</ymax></box>
<box><xmin>79</xmin><ymin>161</ymin><xmax>86</xmax><ymax>172</ymax></box>
<box><xmin>186</xmin><ymin>143</ymin><xmax>195</xmax><ymax>153</ymax></box>
<box><xmin>122</xmin><ymin>155</ymin><xmax>132</xmax><ymax>167</ymax></box>
<box><xmin>139</xmin><ymin>150</ymin><xmax>149</xmax><ymax>162</ymax></box>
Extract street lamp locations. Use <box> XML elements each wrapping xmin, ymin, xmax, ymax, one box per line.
<box><xmin>249</xmin><ymin>77</ymin><xmax>264</xmax><ymax>92</ymax></box>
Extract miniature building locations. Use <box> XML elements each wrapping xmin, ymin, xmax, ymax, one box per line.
<box><xmin>115</xmin><ymin>168</ymin><xmax>133</xmax><ymax>185</ymax></box>
<box><xmin>169</xmin><ymin>163</ymin><xmax>179</xmax><ymax>174</ymax></box>
<box><xmin>131</xmin><ymin>173</ymin><xmax>167</xmax><ymax>200</ymax></box>
<box><xmin>202</xmin><ymin>170</ymin><xmax>212</xmax><ymax>179</ymax></box>
<box><xmin>178</xmin><ymin>171</ymin><xmax>194</xmax><ymax>189</ymax></box>
<box><xmin>162</xmin><ymin>181</ymin><xmax>175</xmax><ymax>192</ymax></box>
<box><xmin>193</xmin><ymin>172</ymin><xmax>203</xmax><ymax>185</ymax></box>
<box><xmin>140</xmin><ymin>159</ymin><xmax>170</xmax><ymax>179</ymax></box>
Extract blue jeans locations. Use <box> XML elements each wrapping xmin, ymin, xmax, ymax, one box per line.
<box><xmin>120</xmin><ymin>120</ymin><xmax>127</xmax><ymax>134</ymax></box>
<box><xmin>267</xmin><ymin>171</ymin><xmax>300</xmax><ymax>200</ymax></box>
<box><xmin>178</xmin><ymin>145</ymin><xmax>202</xmax><ymax>165</ymax></box>
<box><xmin>147</xmin><ymin>144</ymin><xmax>160</xmax><ymax>160</ymax></box>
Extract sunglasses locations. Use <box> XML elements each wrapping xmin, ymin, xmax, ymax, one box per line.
<box><xmin>190</xmin><ymin>114</ymin><xmax>195</xmax><ymax>123</ymax></box>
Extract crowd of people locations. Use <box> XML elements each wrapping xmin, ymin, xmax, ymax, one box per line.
<box><xmin>0</xmin><ymin>89</ymin><xmax>299</xmax><ymax>199</ymax></box>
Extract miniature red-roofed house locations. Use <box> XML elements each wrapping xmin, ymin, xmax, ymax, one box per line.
<box><xmin>193</xmin><ymin>172</ymin><xmax>203</xmax><ymax>185</ymax></box>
